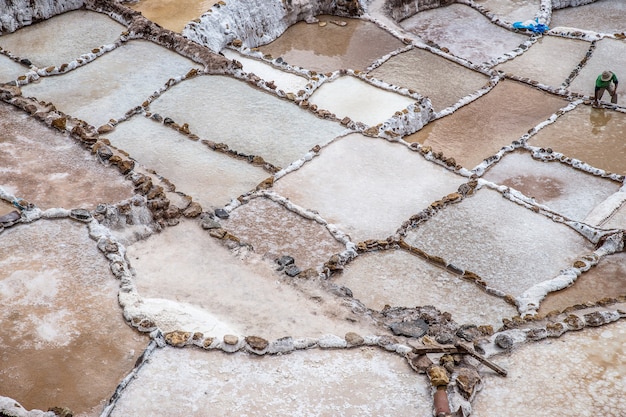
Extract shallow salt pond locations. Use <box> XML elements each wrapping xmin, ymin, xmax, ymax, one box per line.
<box><xmin>308</xmin><ymin>75</ymin><xmax>417</xmax><ymax>127</ymax></box>
<box><xmin>0</xmin><ymin>54</ymin><xmax>27</xmax><ymax>82</ymax></box>
<box><xmin>0</xmin><ymin>219</ymin><xmax>147</xmax><ymax>415</ymax></box>
<box><xmin>528</xmin><ymin>105</ymin><xmax>626</xmax><ymax>176</ymax></box>
<box><xmin>567</xmin><ymin>38</ymin><xmax>626</xmax><ymax>105</ymax></box>
<box><xmin>129</xmin><ymin>0</ymin><xmax>219</xmax><ymax>33</ymax></box>
<box><xmin>368</xmin><ymin>47</ymin><xmax>489</xmax><ymax>112</ymax></box>
<box><xmin>551</xmin><ymin>0</ymin><xmax>626</xmax><ymax>34</ymax></box>
<box><xmin>272</xmin><ymin>133</ymin><xmax>467</xmax><ymax>243</ymax></box>
<box><xmin>0</xmin><ymin>10</ymin><xmax>125</xmax><ymax>68</ymax></box>
<box><xmin>400</xmin><ymin>3</ymin><xmax>528</xmax><ymax>65</ymax></box>
<box><xmin>257</xmin><ymin>15</ymin><xmax>405</xmax><ymax>73</ymax></box>
<box><xmin>538</xmin><ymin>251</ymin><xmax>626</xmax><ymax>316</ymax></box>
<box><xmin>403</xmin><ymin>187</ymin><xmax>592</xmax><ymax>299</ymax></box>
<box><xmin>495</xmin><ymin>36</ymin><xmax>590</xmax><ymax>88</ymax></box>
<box><xmin>335</xmin><ymin>250</ymin><xmax>517</xmax><ymax>329</ymax></box>
<box><xmin>22</xmin><ymin>40</ymin><xmax>201</xmax><ymax>128</ymax></box>
<box><xmin>473</xmin><ymin>0</ymin><xmax>541</xmax><ymax>24</ymax></box>
<box><xmin>106</xmin><ymin>116</ymin><xmax>268</xmax><ymax>210</ymax></box>
<box><xmin>404</xmin><ymin>80</ymin><xmax>567</xmax><ymax>169</ymax></box>
<box><xmin>473</xmin><ymin>319</ymin><xmax>626</xmax><ymax>416</ymax></box>
<box><xmin>0</xmin><ymin>102</ymin><xmax>133</xmax><ymax>210</ymax></box>
<box><xmin>221</xmin><ymin>48</ymin><xmax>310</xmax><ymax>94</ymax></box>
<box><xmin>110</xmin><ymin>346</ymin><xmax>432</xmax><ymax>417</ymax></box>
<box><xmin>221</xmin><ymin>196</ymin><xmax>345</xmax><ymax>271</ymax></box>
<box><xmin>483</xmin><ymin>150</ymin><xmax>621</xmax><ymax>222</ymax></box>
<box><xmin>148</xmin><ymin>74</ymin><xmax>347</xmax><ymax>169</ymax></box>
<box><xmin>125</xmin><ymin>219</ymin><xmax>380</xmax><ymax>340</ymax></box>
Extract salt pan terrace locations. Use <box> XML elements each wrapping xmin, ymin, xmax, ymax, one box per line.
<box><xmin>1</xmin><ymin>0</ymin><xmax>625</xmax><ymax>416</ymax></box>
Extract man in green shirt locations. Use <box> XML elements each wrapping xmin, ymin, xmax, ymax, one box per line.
<box><xmin>594</xmin><ymin>70</ymin><xmax>618</xmax><ymax>106</ymax></box>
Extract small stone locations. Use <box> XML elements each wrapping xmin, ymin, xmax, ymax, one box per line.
<box><xmin>223</xmin><ymin>334</ymin><xmax>239</xmax><ymax>345</ymax></box>
<box><xmin>214</xmin><ymin>208</ymin><xmax>229</xmax><ymax>219</ymax></box>
<box><xmin>345</xmin><ymin>332</ymin><xmax>364</xmax><ymax>346</ymax></box>
<box><xmin>284</xmin><ymin>264</ymin><xmax>301</xmax><ymax>277</ymax></box>
<box><xmin>389</xmin><ymin>319</ymin><xmax>429</xmax><ymax>338</ymax></box>
<box><xmin>276</xmin><ymin>255</ymin><xmax>295</xmax><ymax>267</ymax></box>
<box><xmin>408</xmin><ymin>353</ymin><xmax>433</xmax><ymax>373</ymax></box>
<box><xmin>494</xmin><ymin>333</ymin><xmax>513</xmax><ymax>350</ymax></box>
<box><xmin>456</xmin><ymin>324</ymin><xmax>482</xmax><ymax>342</ymax></box>
<box><xmin>435</xmin><ymin>332</ymin><xmax>455</xmax><ymax>345</ymax></box>
<box><xmin>427</xmin><ymin>365</ymin><xmax>449</xmax><ymax>387</ymax></box>
<box><xmin>201</xmin><ymin>217</ymin><xmax>221</xmax><ymax>229</ymax></box>
<box><xmin>245</xmin><ymin>335</ymin><xmax>269</xmax><ymax>351</ymax></box>
<box><xmin>183</xmin><ymin>202</ymin><xmax>202</xmax><ymax>217</ymax></box>
<box><xmin>164</xmin><ymin>331</ymin><xmax>191</xmax><ymax>347</ymax></box>
<box><xmin>455</xmin><ymin>367</ymin><xmax>481</xmax><ymax>399</ymax></box>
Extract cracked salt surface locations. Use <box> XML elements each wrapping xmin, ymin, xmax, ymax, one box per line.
<box><xmin>1</xmin><ymin>0</ymin><xmax>626</xmax><ymax>416</ymax></box>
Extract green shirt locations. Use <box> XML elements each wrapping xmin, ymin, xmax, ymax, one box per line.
<box><xmin>596</xmin><ymin>72</ymin><xmax>618</xmax><ymax>88</ymax></box>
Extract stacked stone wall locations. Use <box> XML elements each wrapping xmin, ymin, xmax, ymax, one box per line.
<box><xmin>0</xmin><ymin>0</ymin><xmax>84</xmax><ymax>34</ymax></box>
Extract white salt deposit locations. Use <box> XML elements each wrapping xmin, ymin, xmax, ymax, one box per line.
<box><xmin>106</xmin><ymin>116</ymin><xmax>268</xmax><ymax>210</ymax></box>
<box><xmin>273</xmin><ymin>133</ymin><xmax>467</xmax><ymax>243</ymax></box>
<box><xmin>148</xmin><ymin>74</ymin><xmax>347</xmax><ymax>168</ymax></box>
<box><xmin>403</xmin><ymin>186</ymin><xmax>592</xmax><ymax>298</ymax></box>
<box><xmin>483</xmin><ymin>150</ymin><xmax>621</xmax><ymax>222</ymax></box>
<box><xmin>336</xmin><ymin>250</ymin><xmax>517</xmax><ymax>329</ymax></box>
<box><xmin>567</xmin><ymin>38</ymin><xmax>626</xmax><ymax>104</ymax></box>
<box><xmin>308</xmin><ymin>75</ymin><xmax>419</xmax><ymax>127</ymax></box>
<box><xmin>474</xmin><ymin>0</ymin><xmax>542</xmax><ymax>24</ymax></box>
<box><xmin>110</xmin><ymin>346</ymin><xmax>433</xmax><ymax>417</ymax></box>
<box><xmin>473</xmin><ymin>320</ymin><xmax>626</xmax><ymax>416</ymax></box>
<box><xmin>551</xmin><ymin>0</ymin><xmax>626</xmax><ymax>34</ymax></box>
<box><xmin>221</xmin><ymin>48</ymin><xmax>310</xmax><ymax>94</ymax></box>
<box><xmin>0</xmin><ymin>10</ymin><xmax>125</xmax><ymax>67</ymax></box>
<box><xmin>0</xmin><ymin>54</ymin><xmax>27</xmax><ymax>82</ymax></box>
<box><xmin>400</xmin><ymin>3</ymin><xmax>529</xmax><ymax>65</ymax></box>
<box><xmin>125</xmin><ymin>219</ymin><xmax>381</xmax><ymax>340</ymax></box>
<box><xmin>495</xmin><ymin>35</ymin><xmax>591</xmax><ymax>88</ymax></box>
<box><xmin>368</xmin><ymin>47</ymin><xmax>490</xmax><ymax>112</ymax></box>
<box><xmin>22</xmin><ymin>40</ymin><xmax>201</xmax><ymax>128</ymax></box>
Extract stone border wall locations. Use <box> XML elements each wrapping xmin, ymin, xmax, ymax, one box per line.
<box><xmin>0</xmin><ymin>0</ymin><xmax>84</xmax><ymax>34</ymax></box>
<box><xmin>182</xmin><ymin>0</ymin><xmax>364</xmax><ymax>52</ymax></box>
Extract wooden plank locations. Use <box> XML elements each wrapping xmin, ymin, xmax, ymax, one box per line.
<box><xmin>455</xmin><ymin>342</ymin><xmax>508</xmax><ymax>377</ymax></box>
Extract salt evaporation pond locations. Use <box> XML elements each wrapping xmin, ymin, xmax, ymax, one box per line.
<box><xmin>400</xmin><ymin>3</ymin><xmax>528</xmax><ymax>65</ymax></box>
<box><xmin>221</xmin><ymin>49</ymin><xmax>310</xmax><ymax>95</ymax></box>
<box><xmin>109</xmin><ymin>346</ymin><xmax>433</xmax><ymax>417</ymax></box>
<box><xmin>106</xmin><ymin>116</ymin><xmax>269</xmax><ymax>210</ymax></box>
<box><xmin>368</xmin><ymin>47</ymin><xmax>489</xmax><ymax>112</ymax></box>
<box><xmin>22</xmin><ymin>40</ymin><xmax>202</xmax><ymax>128</ymax></box>
<box><xmin>567</xmin><ymin>38</ymin><xmax>626</xmax><ymax>105</ymax></box>
<box><xmin>551</xmin><ymin>0</ymin><xmax>626</xmax><ymax>34</ymax></box>
<box><xmin>473</xmin><ymin>319</ymin><xmax>626</xmax><ymax>415</ymax></box>
<box><xmin>0</xmin><ymin>10</ymin><xmax>125</xmax><ymax>68</ymax></box>
<box><xmin>473</xmin><ymin>0</ymin><xmax>541</xmax><ymax>24</ymax></box>
<box><xmin>272</xmin><ymin>133</ymin><xmax>467</xmax><ymax>243</ymax></box>
<box><xmin>308</xmin><ymin>75</ymin><xmax>417</xmax><ymax>127</ymax></box>
<box><xmin>403</xmin><ymin>187</ymin><xmax>592</xmax><ymax>298</ymax></box>
<box><xmin>221</xmin><ymin>196</ymin><xmax>345</xmax><ymax>271</ymax></box>
<box><xmin>495</xmin><ymin>36</ymin><xmax>590</xmax><ymax>88</ymax></box>
<box><xmin>404</xmin><ymin>80</ymin><xmax>567</xmax><ymax>169</ymax></box>
<box><xmin>129</xmin><ymin>0</ymin><xmax>218</xmax><ymax>33</ymax></box>
<box><xmin>0</xmin><ymin>54</ymin><xmax>27</xmax><ymax>81</ymax></box>
<box><xmin>529</xmin><ymin>105</ymin><xmax>626</xmax><ymax>176</ymax></box>
<box><xmin>539</xmin><ymin>251</ymin><xmax>626</xmax><ymax>316</ymax></box>
<box><xmin>0</xmin><ymin>219</ymin><xmax>146</xmax><ymax>415</ymax></box>
<box><xmin>483</xmin><ymin>150</ymin><xmax>621</xmax><ymax>222</ymax></box>
<box><xmin>0</xmin><ymin>102</ymin><xmax>133</xmax><ymax>210</ymax></box>
<box><xmin>335</xmin><ymin>250</ymin><xmax>517</xmax><ymax>329</ymax></box>
<box><xmin>1</xmin><ymin>0</ymin><xmax>626</xmax><ymax>416</ymax></box>
<box><xmin>257</xmin><ymin>15</ymin><xmax>405</xmax><ymax>73</ymax></box>
<box><xmin>125</xmin><ymin>219</ymin><xmax>381</xmax><ymax>340</ymax></box>
<box><xmin>148</xmin><ymin>74</ymin><xmax>347</xmax><ymax>169</ymax></box>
